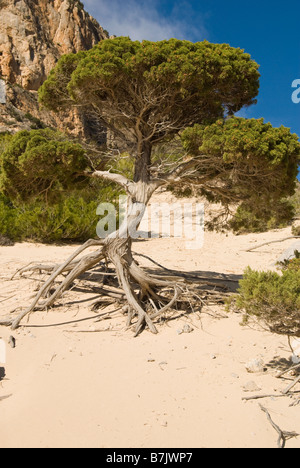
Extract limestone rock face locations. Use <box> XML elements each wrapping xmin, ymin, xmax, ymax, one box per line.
<box><xmin>0</xmin><ymin>0</ymin><xmax>109</xmax><ymax>141</ymax></box>
<box><xmin>0</xmin><ymin>0</ymin><xmax>108</xmax><ymax>91</ymax></box>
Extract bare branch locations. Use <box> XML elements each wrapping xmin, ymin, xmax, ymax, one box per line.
<box><xmin>89</xmin><ymin>170</ymin><xmax>133</xmax><ymax>193</ymax></box>
<box><xmin>245</xmin><ymin>237</ymin><xmax>300</xmax><ymax>253</ymax></box>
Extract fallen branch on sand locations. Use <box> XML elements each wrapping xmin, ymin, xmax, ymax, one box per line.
<box><xmin>242</xmin><ymin>393</ymin><xmax>296</xmax><ymax>401</ymax></box>
<box><xmin>0</xmin><ymin>394</ymin><xmax>12</xmax><ymax>402</ymax></box>
<box><xmin>259</xmin><ymin>404</ymin><xmax>299</xmax><ymax>448</ymax></box>
<box><xmin>245</xmin><ymin>237</ymin><xmax>300</xmax><ymax>252</ymax></box>
<box><xmin>282</xmin><ymin>375</ymin><xmax>300</xmax><ymax>395</ymax></box>
<box><xmin>275</xmin><ymin>362</ymin><xmax>300</xmax><ymax>396</ymax></box>
<box><xmin>276</xmin><ymin>362</ymin><xmax>300</xmax><ymax>378</ymax></box>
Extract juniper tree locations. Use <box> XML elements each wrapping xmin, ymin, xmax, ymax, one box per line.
<box><xmin>4</xmin><ymin>37</ymin><xmax>300</xmax><ymax>334</ymax></box>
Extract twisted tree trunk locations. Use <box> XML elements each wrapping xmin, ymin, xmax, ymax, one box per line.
<box><xmin>102</xmin><ymin>179</ymin><xmax>161</xmax><ymax>334</ymax></box>
<box><xmin>2</xmin><ymin>173</ymin><xmax>185</xmax><ymax>334</ymax></box>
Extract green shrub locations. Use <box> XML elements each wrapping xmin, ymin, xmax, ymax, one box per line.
<box><xmin>277</xmin><ymin>250</ymin><xmax>300</xmax><ymax>271</ymax></box>
<box><xmin>0</xmin><ymin>194</ymin><xmax>18</xmax><ymax>239</ymax></box>
<box><xmin>233</xmin><ymin>265</ymin><xmax>300</xmax><ymax>337</ymax></box>
<box><xmin>0</xmin><ymin>132</ymin><xmax>13</xmax><ymax>154</ymax></box>
<box><xmin>0</xmin><ymin>128</ymin><xmax>123</xmax><ymax>243</ymax></box>
<box><xmin>289</xmin><ymin>181</ymin><xmax>300</xmax><ymax>216</ymax></box>
<box><xmin>0</xmin><ymin>188</ymin><xmax>121</xmax><ymax>243</ymax></box>
<box><xmin>14</xmin><ymin>196</ymin><xmax>99</xmax><ymax>242</ymax></box>
<box><xmin>0</xmin><ymin>128</ymin><xmax>88</xmax><ymax>203</ymax></box>
<box><xmin>292</xmin><ymin>225</ymin><xmax>300</xmax><ymax>236</ymax></box>
<box><xmin>285</xmin><ymin>257</ymin><xmax>300</xmax><ymax>272</ymax></box>
<box><xmin>229</xmin><ymin>200</ymin><xmax>295</xmax><ymax>233</ymax></box>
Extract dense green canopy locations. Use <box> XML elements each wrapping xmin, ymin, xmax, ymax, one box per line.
<box><xmin>179</xmin><ymin>117</ymin><xmax>300</xmax><ymax>226</ymax></box>
<box><xmin>39</xmin><ymin>37</ymin><xmax>260</xmax><ymax>152</ymax></box>
<box><xmin>181</xmin><ymin>117</ymin><xmax>299</xmax><ymax>192</ymax></box>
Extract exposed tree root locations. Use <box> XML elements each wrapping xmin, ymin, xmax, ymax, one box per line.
<box><xmin>0</xmin><ymin>238</ymin><xmax>232</xmax><ymax>335</ymax></box>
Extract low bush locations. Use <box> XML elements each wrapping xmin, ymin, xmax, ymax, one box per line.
<box><xmin>232</xmin><ymin>262</ymin><xmax>300</xmax><ymax>337</ymax></box>
<box><xmin>0</xmin><ymin>187</ymin><xmax>120</xmax><ymax>243</ymax></box>
<box><xmin>230</xmin><ymin>181</ymin><xmax>300</xmax><ymax>234</ymax></box>
<box><xmin>289</xmin><ymin>181</ymin><xmax>300</xmax><ymax>217</ymax></box>
<box><xmin>229</xmin><ymin>200</ymin><xmax>295</xmax><ymax>233</ymax></box>
<box><xmin>0</xmin><ymin>132</ymin><xmax>13</xmax><ymax>154</ymax></box>
<box><xmin>292</xmin><ymin>225</ymin><xmax>300</xmax><ymax>236</ymax></box>
<box><xmin>0</xmin><ymin>128</ymin><xmax>123</xmax><ymax>243</ymax></box>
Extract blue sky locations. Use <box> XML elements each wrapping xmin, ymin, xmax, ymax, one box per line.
<box><xmin>83</xmin><ymin>0</ymin><xmax>300</xmax><ymax>138</ymax></box>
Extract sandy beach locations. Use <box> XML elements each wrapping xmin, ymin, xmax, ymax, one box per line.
<box><xmin>0</xmin><ymin>195</ymin><xmax>299</xmax><ymax>448</ymax></box>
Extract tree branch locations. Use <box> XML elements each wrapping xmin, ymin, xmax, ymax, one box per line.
<box><xmin>153</xmin><ymin>155</ymin><xmax>222</xmax><ymax>189</ymax></box>
<box><xmin>245</xmin><ymin>237</ymin><xmax>300</xmax><ymax>252</ymax></box>
<box><xmin>88</xmin><ymin>170</ymin><xmax>133</xmax><ymax>193</ymax></box>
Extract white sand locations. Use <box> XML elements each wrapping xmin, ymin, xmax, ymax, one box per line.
<box><xmin>0</xmin><ymin>197</ymin><xmax>299</xmax><ymax>448</ymax></box>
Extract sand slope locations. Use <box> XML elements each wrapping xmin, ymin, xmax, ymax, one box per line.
<box><xmin>0</xmin><ymin>212</ymin><xmax>299</xmax><ymax>448</ymax></box>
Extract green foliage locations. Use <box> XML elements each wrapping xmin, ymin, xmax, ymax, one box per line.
<box><xmin>230</xmin><ymin>200</ymin><xmax>295</xmax><ymax>233</ymax></box>
<box><xmin>181</xmin><ymin>117</ymin><xmax>300</xmax><ymax>229</ymax></box>
<box><xmin>0</xmin><ymin>184</ymin><xmax>121</xmax><ymax>243</ymax></box>
<box><xmin>233</xmin><ymin>265</ymin><xmax>300</xmax><ymax>337</ymax></box>
<box><xmin>289</xmin><ymin>182</ymin><xmax>300</xmax><ymax>216</ymax></box>
<box><xmin>24</xmin><ymin>112</ymin><xmax>46</xmax><ymax>129</ymax></box>
<box><xmin>182</xmin><ymin>117</ymin><xmax>299</xmax><ymax>177</ymax></box>
<box><xmin>283</xmin><ymin>257</ymin><xmax>300</xmax><ymax>272</ymax></box>
<box><xmin>110</xmin><ymin>153</ymin><xmax>134</xmax><ymax>179</ymax></box>
<box><xmin>230</xmin><ymin>180</ymin><xmax>300</xmax><ymax>234</ymax></box>
<box><xmin>0</xmin><ymin>128</ymin><xmax>88</xmax><ymax>203</ymax></box>
<box><xmin>0</xmin><ymin>193</ymin><xmax>98</xmax><ymax>242</ymax></box>
<box><xmin>0</xmin><ymin>129</ymin><xmax>122</xmax><ymax>243</ymax></box>
<box><xmin>39</xmin><ymin>37</ymin><xmax>260</xmax><ymax>145</ymax></box>
<box><xmin>277</xmin><ymin>250</ymin><xmax>300</xmax><ymax>271</ymax></box>
<box><xmin>0</xmin><ymin>132</ymin><xmax>13</xmax><ymax>154</ymax></box>
<box><xmin>38</xmin><ymin>52</ymin><xmax>86</xmax><ymax>112</ymax></box>
<box><xmin>292</xmin><ymin>225</ymin><xmax>300</xmax><ymax>236</ymax></box>
<box><xmin>0</xmin><ymin>194</ymin><xmax>17</xmax><ymax>239</ymax></box>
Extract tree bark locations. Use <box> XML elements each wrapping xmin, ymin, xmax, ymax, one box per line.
<box><xmin>134</xmin><ymin>140</ymin><xmax>152</xmax><ymax>183</ymax></box>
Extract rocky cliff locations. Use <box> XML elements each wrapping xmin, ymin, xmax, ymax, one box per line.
<box><xmin>0</xmin><ymin>0</ymin><xmax>108</xmax><ymax>90</ymax></box>
<box><xmin>0</xmin><ymin>0</ymin><xmax>109</xmax><ymax>141</ymax></box>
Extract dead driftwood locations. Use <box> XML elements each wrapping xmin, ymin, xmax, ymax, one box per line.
<box><xmin>0</xmin><ymin>394</ymin><xmax>12</xmax><ymax>402</ymax></box>
<box><xmin>243</xmin><ymin>361</ymin><xmax>300</xmax><ymax>400</ymax></box>
<box><xmin>276</xmin><ymin>362</ymin><xmax>300</xmax><ymax>379</ymax></box>
<box><xmin>282</xmin><ymin>375</ymin><xmax>300</xmax><ymax>395</ymax></box>
<box><xmin>245</xmin><ymin>237</ymin><xmax>300</xmax><ymax>252</ymax></box>
<box><xmin>259</xmin><ymin>404</ymin><xmax>299</xmax><ymax>449</ymax></box>
<box><xmin>275</xmin><ymin>362</ymin><xmax>300</xmax><ymax>396</ymax></box>
<box><xmin>242</xmin><ymin>393</ymin><xmax>294</xmax><ymax>402</ymax></box>
<box><xmin>242</xmin><ymin>356</ymin><xmax>300</xmax><ymax>446</ymax></box>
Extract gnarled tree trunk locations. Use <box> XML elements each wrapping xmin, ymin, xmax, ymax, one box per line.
<box><xmin>3</xmin><ymin>174</ymin><xmax>187</xmax><ymax>334</ymax></box>
<box><xmin>103</xmin><ymin>180</ymin><xmax>160</xmax><ymax>334</ymax></box>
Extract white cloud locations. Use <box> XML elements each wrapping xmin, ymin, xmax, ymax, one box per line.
<box><xmin>83</xmin><ymin>0</ymin><xmax>207</xmax><ymax>42</ymax></box>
